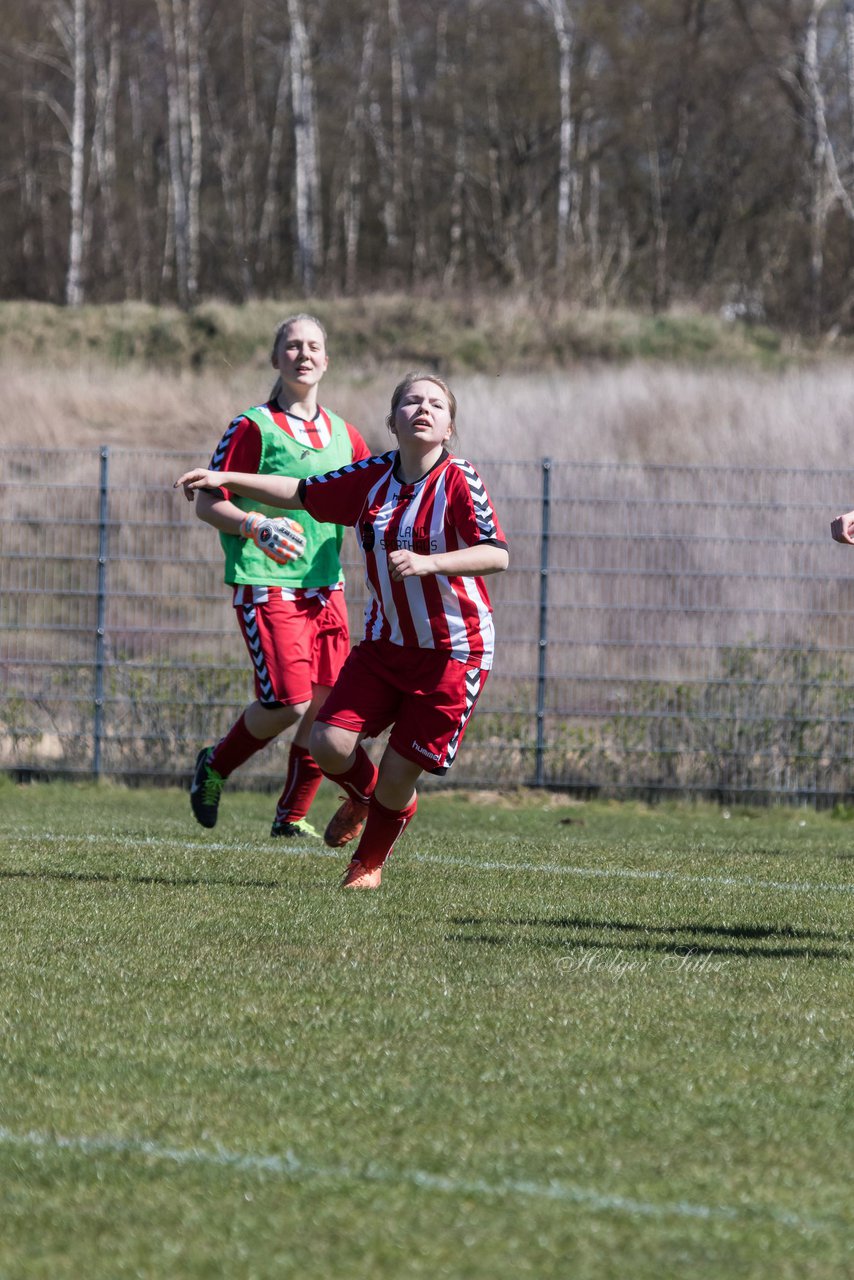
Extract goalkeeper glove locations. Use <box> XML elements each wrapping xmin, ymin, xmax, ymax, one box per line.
<box><xmin>239</xmin><ymin>511</ymin><xmax>307</xmax><ymax>565</ymax></box>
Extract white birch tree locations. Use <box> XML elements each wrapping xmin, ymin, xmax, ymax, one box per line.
<box><xmin>64</xmin><ymin>0</ymin><xmax>86</xmax><ymax>306</ymax></box>
<box><xmin>845</xmin><ymin>0</ymin><xmax>854</xmax><ymax>152</ymax></box>
<box><xmin>154</xmin><ymin>0</ymin><xmax>201</xmax><ymax>307</ymax></box>
<box><xmin>537</xmin><ymin>0</ymin><xmax>574</xmax><ymax>281</ymax></box>
<box><xmin>442</xmin><ymin>0</ymin><xmax>480</xmax><ymax>288</ymax></box>
<box><xmin>287</xmin><ymin>0</ymin><xmax>322</xmax><ymax>292</ymax></box>
<box><xmin>24</xmin><ymin>0</ymin><xmax>90</xmax><ymax>303</ymax></box>
<box><xmin>86</xmin><ymin>0</ymin><xmax>122</xmax><ymax>287</ymax></box>
<box><xmin>800</xmin><ymin>0</ymin><xmax>854</xmax><ymax>329</ymax></box>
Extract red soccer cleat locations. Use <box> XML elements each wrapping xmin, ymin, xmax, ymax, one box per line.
<box><xmin>324</xmin><ymin>796</ymin><xmax>369</xmax><ymax>848</ymax></box>
<box><xmin>340</xmin><ymin>859</ymin><xmax>382</xmax><ymax>890</ymax></box>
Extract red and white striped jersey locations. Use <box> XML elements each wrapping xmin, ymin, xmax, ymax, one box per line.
<box><xmin>299</xmin><ymin>449</ymin><xmax>507</xmax><ymax>669</ymax></box>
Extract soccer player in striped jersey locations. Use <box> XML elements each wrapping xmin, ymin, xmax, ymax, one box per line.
<box><xmin>187</xmin><ymin>314</ymin><xmax>372</xmax><ymax>840</ymax></box>
<box><xmin>176</xmin><ymin>373</ymin><xmax>509</xmax><ymax>889</ymax></box>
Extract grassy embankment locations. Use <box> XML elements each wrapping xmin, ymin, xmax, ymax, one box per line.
<box><xmin>3</xmin><ymin>296</ymin><xmax>854</xmax><ymax>465</ymax></box>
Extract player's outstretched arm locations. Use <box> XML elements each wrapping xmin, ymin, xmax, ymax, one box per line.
<box><xmin>174</xmin><ymin>468</ymin><xmax>303</xmax><ymax>510</ymax></box>
<box><xmin>831</xmin><ymin>510</ymin><xmax>854</xmax><ymax>545</ymax></box>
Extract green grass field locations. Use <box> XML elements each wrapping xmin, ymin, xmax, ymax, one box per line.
<box><xmin>2</xmin><ymin>779</ymin><xmax>853</xmax><ymax>1278</ymax></box>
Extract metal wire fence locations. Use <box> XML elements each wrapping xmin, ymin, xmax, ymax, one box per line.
<box><xmin>3</xmin><ymin>446</ymin><xmax>854</xmax><ymax>802</ymax></box>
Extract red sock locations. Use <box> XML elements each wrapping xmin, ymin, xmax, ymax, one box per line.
<box><xmin>209</xmin><ymin>712</ymin><xmax>268</xmax><ymax>778</ymax></box>
<box><xmin>274</xmin><ymin>743</ymin><xmax>323</xmax><ymax>824</ymax></box>
<box><xmin>355</xmin><ymin>793</ymin><xmax>418</xmax><ymax>870</ymax></box>
<box><xmin>323</xmin><ymin>745</ymin><xmax>378</xmax><ymax>805</ymax></box>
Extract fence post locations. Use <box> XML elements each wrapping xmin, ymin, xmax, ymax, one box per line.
<box><xmin>93</xmin><ymin>446</ymin><xmax>109</xmax><ymax>779</ymax></box>
<box><xmin>535</xmin><ymin>457</ymin><xmax>551</xmax><ymax>787</ymax></box>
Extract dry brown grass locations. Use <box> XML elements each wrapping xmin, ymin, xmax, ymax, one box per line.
<box><xmin>3</xmin><ymin>357</ymin><xmax>854</xmax><ymax>467</ymax></box>
<box><xmin>458</xmin><ymin>363</ymin><xmax>854</xmax><ymax>467</ymax></box>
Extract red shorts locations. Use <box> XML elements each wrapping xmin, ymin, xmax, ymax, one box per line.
<box><xmin>234</xmin><ymin>588</ymin><xmax>351</xmax><ymax>707</ymax></box>
<box><xmin>316</xmin><ymin>638</ymin><xmax>489</xmax><ymax>776</ymax></box>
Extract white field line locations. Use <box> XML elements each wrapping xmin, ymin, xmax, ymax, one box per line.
<box><xmin>0</xmin><ymin>1124</ymin><xmax>832</xmax><ymax>1234</ymax></box>
<box><xmin>8</xmin><ymin>830</ymin><xmax>854</xmax><ymax>897</ymax></box>
<box><xmin>6</xmin><ymin>830</ymin><xmax>338</xmax><ymax>859</ymax></box>
<box><xmin>413</xmin><ymin>852</ymin><xmax>854</xmax><ymax>897</ymax></box>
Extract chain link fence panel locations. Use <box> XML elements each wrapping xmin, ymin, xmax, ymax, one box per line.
<box><xmin>2</xmin><ymin>447</ymin><xmax>852</xmax><ymax>801</ymax></box>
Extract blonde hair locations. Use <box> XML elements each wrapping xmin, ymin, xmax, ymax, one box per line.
<box><xmin>269</xmin><ymin>313</ymin><xmax>328</xmax><ymax>402</ymax></box>
<box><xmin>387</xmin><ymin>372</ymin><xmax>458</xmax><ymax>439</ymax></box>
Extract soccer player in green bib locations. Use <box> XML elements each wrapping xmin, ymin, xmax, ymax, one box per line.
<box><xmin>189</xmin><ymin>314</ymin><xmax>372</xmax><ymax>843</ymax></box>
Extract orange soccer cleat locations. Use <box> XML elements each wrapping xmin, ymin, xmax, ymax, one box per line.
<box><xmin>323</xmin><ymin>796</ymin><xmax>369</xmax><ymax>848</ymax></box>
<box><xmin>340</xmin><ymin>859</ymin><xmax>382</xmax><ymax>890</ymax></box>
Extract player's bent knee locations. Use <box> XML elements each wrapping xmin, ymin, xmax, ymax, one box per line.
<box><xmin>309</xmin><ymin>721</ymin><xmax>355</xmax><ymax>772</ymax></box>
<box><xmin>248</xmin><ymin>700</ymin><xmax>304</xmax><ymax>738</ymax></box>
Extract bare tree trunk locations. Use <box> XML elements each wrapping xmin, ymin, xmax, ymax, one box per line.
<box><xmin>20</xmin><ymin>81</ymin><xmax>40</xmax><ymax>284</ymax></box>
<box><xmin>161</xmin><ymin>181</ymin><xmax>176</xmax><ymax>295</ymax></box>
<box><xmin>845</xmin><ymin>0</ymin><xmax>854</xmax><ymax>153</ymax></box>
<box><xmin>65</xmin><ymin>0</ymin><xmax>86</xmax><ymax>306</ymax></box>
<box><xmin>155</xmin><ymin>0</ymin><xmax>201</xmax><ymax>307</ymax></box>
<box><xmin>388</xmin><ymin>0</ymin><xmax>405</xmax><ymax>259</ymax></box>
<box><xmin>800</xmin><ymin>0</ymin><xmax>854</xmax><ymax>328</ymax></box>
<box><xmin>643</xmin><ymin>99</ymin><xmax>668</xmax><ymax>311</ymax></box>
<box><xmin>205</xmin><ymin>66</ymin><xmax>252</xmax><ymax>299</ymax></box>
<box><xmin>88</xmin><ymin>0</ymin><xmax>123</xmax><ymax>288</ymax></box>
<box><xmin>587</xmin><ymin>147</ymin><xmax>602</xmax><ymax>295</ymax></box>
<box><xmin>17</xmin><ymin>1</ymin><xmax>93</xmax><ymax>300</ymax></box>
<box><xmin>172</xmin><ymin>0</ymin><xmax>201</xmax><ymax>299</ymax></box>
<box><xmin>155</xmin><ymin>0</ymin><xmax>188</xmax><ymax>304</ymax></box>
<box><xmin>241</xmin><ymin>1</ymin><xmax>258</xmax><ymax>254</ymax></box>
<box><xmin>538</xmin><ymin>0</ymin><xmax>574</xmax><ymax>281</ymax></box>
<box><xmin>388</xmin><ymin>0</ymin><xmax>428</xmax><ymax>276</ymax></box>
<box><xmin>443</xmin><ymin>1</ymin><xmax>479</xmax><ymax>287</ymax></box>
<box><xmin>805</xmin><ymin>0</ymin><xmax>827</xmax><ymax>332</ymax></box>
<box><xmin>643</xmin><ymin>92</ymin><xmax>689</xmax><ymax>312</ymax></box>
<box><xmin>734</xmin><ymin>0</ymin><xmax>852</xmax><ymax>331</ymax></box>
<box><xmin>805</xmin><ymin>3</ymin><xmax>854</xmax><ymax>220</ymax></box>
<box><xmin>343</xmin><ymin>19</ymin><xmax>377</xmax><ymax>293</ymax></box>
<box><xmin>435</xmin><ymin>3</ymin><xmax>449</xmax><ymax>83</ymax></box>
<box><xmin>128</xmin><ymin>69</ymin><xmax>151</xmax><ymax>298</ymax></box>
<box><xmin>443</xmin><ymin>95</ymin><xmax>466</xmax><ymax>288</ymax></box>
<box><xmin>187</xmin><ymin>0</ymin><xmax>202</xmax><ymax>300</ymax></box>
<box><xmin>576</xmin><ymin>43</ymin><xmax>603</xmax><ymax>279</ymax></box>
<box><xmin>368</xmin><ymin>93</ymin><xmax>398</xmax><ymax>252</ymax></box>
<box><xmin>256</xmin><ymin>45</ymin><xmax>291</xmax><ymax>280</ymax></box>
<box><xmin>579</xmin><ymin>107</ymin><xmax>606</xmax><ymax>302</ymax></box>
<box><xmin>485</xmin><ymin>82</ymin><xmax>521</xmax><ymax>283</ymax></box>
<box><xmin>287</xmin><ymin>0</ymin><xmax>322</xmax><ymax>292</ymax></box>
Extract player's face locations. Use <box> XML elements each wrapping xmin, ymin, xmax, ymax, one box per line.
<box><xmin>392</xmin><ymin>380</ymin><xmax>453</xmax><ymax>447</ymax></box>
<box><xmin>273</xmin><ymin>320</ymin><xmax>329</xmax><ymax>389</ymax></box>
